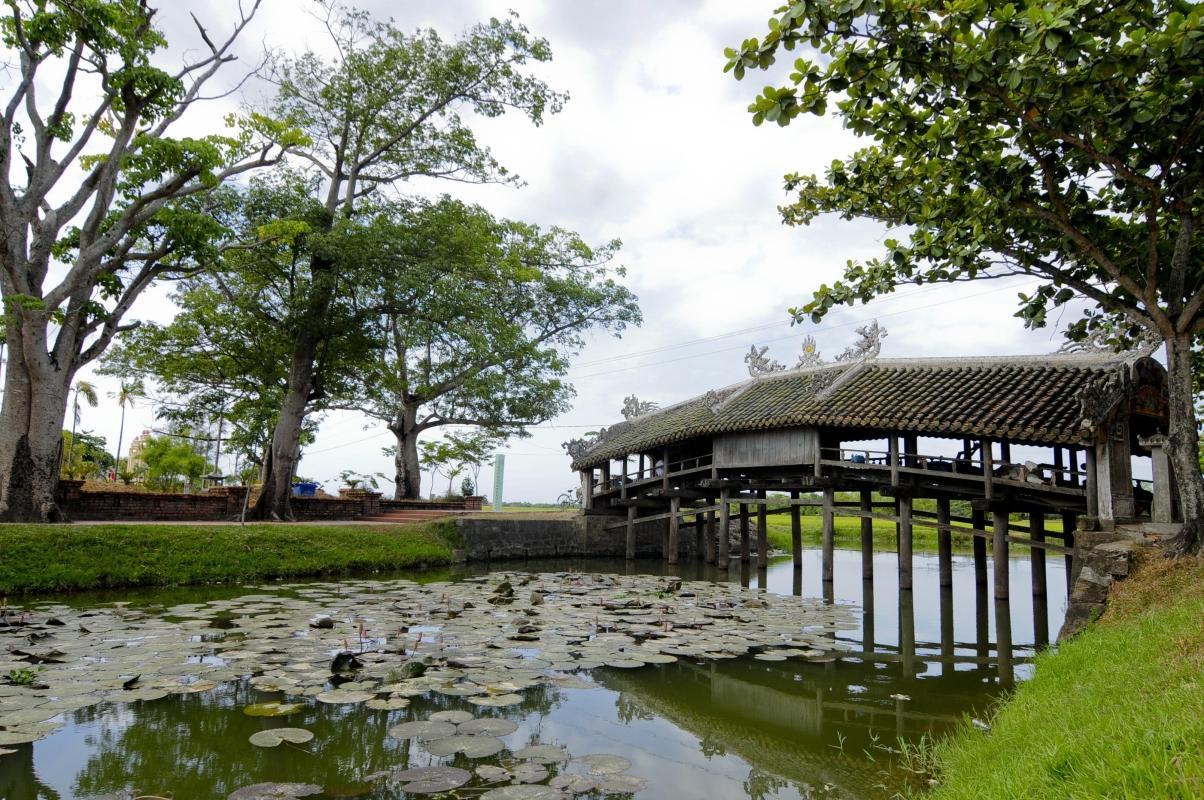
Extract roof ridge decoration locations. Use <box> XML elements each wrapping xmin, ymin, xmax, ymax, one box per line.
<box><xmin>1077</xmin><ymin>367</ymin><xmax>1129</xmax><ymax>431</ymax></box>
<box><xmin>1059</xmin><ymin>327</ymin><xmax>1162</xmax><ymax>358</ymax></box>
<box><xmin>621</xmin><ymin>395</ymin><xmax>659</xmax><ymax>421</ymax></box>
<box><xmin>745</xmin><ymin>345</ymin><xmax>786</xmax><ymax>377</ymax></box>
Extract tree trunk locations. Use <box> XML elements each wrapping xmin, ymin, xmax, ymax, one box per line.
<box><xmin>390</xmin><ymin>405</ymin><xmax>422</xmax><ymax>500</ymax></box>
<box><xmin>0</xmin><ymin>331</ymin><xmax>71</xmax><ymax>522</ymax></box>
<box><xmin>251</xmin><ymin>351</ymin><xmax>313</xmax><ymax>520</ymax></box>
<box><xmin>1163</xmin><ymin>333</ymin><xmax>1203</xmax><ymax>553</ymax></box>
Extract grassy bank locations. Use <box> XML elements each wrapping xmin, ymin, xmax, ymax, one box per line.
<box><xmin>921</xmin><ymin>554</ymin><xmax>1204</xmax><ymax>799</ymax></box>
<box><xmin>0</xmin><ymin>520</ymin><xmax>459</xmax><ymax>594</ymax></box>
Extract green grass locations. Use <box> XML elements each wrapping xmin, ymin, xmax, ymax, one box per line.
<box><xmin>920</xmin><ymin>555</ymin><xmax>1204</xmax><ymax>799</ymax></box>
<box><xmin>0</xmin><ymin>520</ymin><xmax>459</xmax><ymax>595</ymax></box>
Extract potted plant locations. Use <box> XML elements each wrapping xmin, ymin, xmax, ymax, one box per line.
<box><xmin>337</xmin><ymin>470</ymin><xmax>384</xmax><ymax>498</ymax></box>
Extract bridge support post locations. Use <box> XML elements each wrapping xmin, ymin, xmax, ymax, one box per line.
<box><xmin>756</xmin><ymin>490</ymin><xmax>768</xmax><ymax>569</ymax></box>
<box><xmin>718</xmin><ymin>490</ymin><xmax>730</xmax><ymax>569</ymax></box>
<box><xmin>1061</xmin><ymin>511</ymin><xmax>1077</xmax><ymax>593</ymax></box>
<box><xmin>667</xmin><ymin>497</ymin><xmax>680</xmax><ymax>565</ymax></box>
<box><xmin>898</xmin><ymin>493</ymin><xmax>914</xmax><ymax>591</ymax></box>
<box><xmin>790</xmin><ymin>490</ymin><xmax>802</xmax><ymax>571</ymax></box>
<box><xmin>694</xmin><ymin>512</ymin><xmax>705</xmax><ymax>562</ymax></box>
<box><xmin>972</xmin><ymin>509</ymin><xmax>988</xmax><ymax>586</ymax></box>
<box><xmin>899</xmin><ymin>588</ymin><xmax>916</xmax><ymax>680</ymax></box>
<box><xmin>704</xmin><ymin>509</ymin><xmax>717</xmax><ymax>565</ymax></box>
<box><xmin>1030</xmin><ymin>512</ymin><xmax>1046</xmax><ymax>597</ymax></box>
<box><xmin>822</xmin><ymin>487</ymin><xmax>835</xmax><ymax>584</ymax></box>
<box><xmin>625</xmin><ymin>506</ymin><xmax>636</xmax><ymax>560</ymax></box>
<box><xmin>992</xmin><ymin>509</ymin><xmax>1010</xmax><ymax>600</ymax></box>
<box><xmin>860</xmin><ymin>489</ymin><xmax>874</xmax><ymax>580</ymax></box>
<box><xmin>739</xmin><ymin>503</ymin><xmax>750</xmax><ymax>563</ymax></box>
<box><xmin>937</xmin><ymin>497</ymin><xmax>952</xmax><ymax>588</ymax></box>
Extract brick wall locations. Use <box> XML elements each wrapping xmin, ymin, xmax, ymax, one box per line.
<box><xmin>57</xmin><ymin>484</ymin><xmax>387</xmax><ymax>522</ymax></box>
<box><xmin>380</xmin><ymin>496</ymin><xmax>484</xmax><ymax>512</ymax></box>
<box><xmin>455</xmin><ymin>514</ymin><xmax>675</xmax><ymax>561</ymax></box>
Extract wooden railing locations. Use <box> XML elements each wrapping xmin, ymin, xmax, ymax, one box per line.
<box><xmin>821</xmin><ymin>446</ymin><xmax>1087</xmax><ymax>489</ymax></box>
<box><xmin>594</xmin><ymin>453</ymin><xmax>713</xmax><ymax>494</ymax></box>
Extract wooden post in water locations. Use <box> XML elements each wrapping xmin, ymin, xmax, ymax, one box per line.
<box><xmin>1062</xmin><ymin>511</ymin><xmax>1077</xmax><ymax>593</ymax></box>
<box><xmin>992</xmin><ymin>509</ymin><xmax>1010</xmax><ymax>600</ymax></box>
<box><xmin>898</xmin><ymin>492</ymin><xmax>914</xmax><ymax>591</ymax></box>
<box><xmin>972</xmin><ymin>509</ymin><xmax>988</xmax><ymax>586</ymax></box>
<box><xmin>822</xmin><ymin>487</ymin><xmax>835</xmax><ymax>584</ymax></box>
<box><xmin>625</xmin><ymin>505</ymin><xmax>636</xmax><ymax>560</ymax></box>
<box><xmin>739</xmin><ymin>503</ymin><xmax>750</xmax><ymax>563</ymax></box>
<box><xmin>860</xmin><ymin>489</ymin><xmax>874</xmax><ymax>580</ymax></box>
<box><xmin>936</xmin><ymin>497</ymin><xmax>953</xmax><ymax>588</ymax></box>
<box><xmin>756</xmin><ymin>490</ymin><xmax>768</xmax><ymax>569</ymax></box>
<box><xmin>790</xmin><ymin>490</ymin><xmax>802</xmax><ymax>571</ymax></box>
<box><xmin>704</xmin><ymin>509</ymin><xmax>717</xmax><ymax>565</ymax></box>
<box><xmin>718</xmin><ymin>490</ymin><xmax>731</xmax><ymax>569</ymax></box>
<box><xmin>899</xmin><ymin>588</ymin><xmax>916</xmax><ymax>680</ymax></box>
<box><xmin>694</xmin><ymin>513</ymin><xmax>705</xmax><ymax>562</ymax></box>
<box><xmin>1030</xmin><ymin>512</ymin><xmax>1047</xmax><ymax>597</ymax></box>
<box><xmin>939</xmin><ymin>584</ymin><xmax>954</xmax><ymax>677</ymax></box>
<box><xmin>667</xmin><ymin>497</ymin><xmax>680</xmax><ymax>565</ymax></box>
<box><xmin>995</xmin><ymin>598</ymin><xmax>1015</xmax><ymax>686</ymax></box>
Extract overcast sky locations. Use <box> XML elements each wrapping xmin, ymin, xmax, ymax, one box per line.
<box><xmin>61</xmin><ymin>0</ymin><xmax>1086</xmax><ymax>502</ymax></box>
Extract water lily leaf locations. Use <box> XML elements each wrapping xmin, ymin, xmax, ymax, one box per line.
<box><xmin>458</xmin><ymin>717</ymin><xmax>519</xmax><ymax>736</ymax></box>
<box><xmin>475</xmin><ymin>765</ymin><xmax>511</xmax><ymax>782</ymax></box>
<box><xmin>365</xmin><ymin>697</ymin><xmax>410</xmax><ymax>711</ymax></box>
<box><xmin>428</xmin><ymin>709</ymin><xmax>474</xmax><ymax>724</ymax></box>
<box><xmin>573</xmin><ymin>754</ymin><xmax>632</xmax><ymax>775</ymax></box>
<box><xmin>387</xmin><ymin>766</ymin><xmax>471</xmax><ymax>794</ymax></box>
<box><xmin>227</xmin><ymin>783</ymin><xmax>323</xmax><ymax>800</ymax></box>
<box><xmin>314</xmin><ymin>690</ymin><xmax>374</xmax><ymax>704</ymax></box>
<box><xmin>595</xmin><ymin>774</ymin><xmax>647</xmax><ymax>794</ymax></box>
<box><xmin>467</xmin><ymin>692</ymin><xmax>523</xmax><ymax>708</ymax></box>
<box><xmin>425</xmin><ymin>734</ymin><xmax>505</xmax><ymax>758</ymax></box>
<box><xmin>248</xmin><ymin>727</ymin><xmax>314</xmax><ymax>748</ymax></box>
<box><xmin>480</xmin><ymin>787</ymin><xmax>567</xmax><ymax>800</ymax></box>
<box><xmin>387</xmin><ymin>720</ymin><xmax>456</xmax><ymax>740</ymax></box>
<box><xmin>514</xmin><ymin>744</ymin><xmax>570</xmax><ymax>764</ymax></box>
<box><xmin>510</xmin><ymin>762</ymin><xmax>549</xmax><ymax>783</ymax></box>
<box><xmin>243</xmin><ymin>702</ymin><xmax>306</xmax><ymax>717</ymax></box>
<box><xmin>0</xmin><ymin>731</ymin><xmax>44</xmax><ymax>746</ymax></box>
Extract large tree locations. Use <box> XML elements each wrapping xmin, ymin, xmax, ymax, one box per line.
<box><xmin>250</xmin><ymin>5</ymin><xmax>566</xmax><ymax>520</ymax></box>
<box><xmin>0</xmin><ymin>0</ymin><xmax>297</xmax><ymax>521</ymax></box>
<box><xmin>728</xmin><ymin>0</ymin><xmax>1204</xmax><ymax>551</ymax></box>
<box><xmin>344</xmin><ymin>198</ymin><xmax>639</xmax><ymax>499</ymax></box>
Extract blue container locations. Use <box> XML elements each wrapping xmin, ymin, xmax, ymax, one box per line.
<box><xmin>291</xmin><ymin>481</ymin><xmax>319</xmax><ymax>497</ymax></box>
<box><xmin>850</xmin><ymin>454</ymin><xmax>867</xmax><ymax>464</ymax></box>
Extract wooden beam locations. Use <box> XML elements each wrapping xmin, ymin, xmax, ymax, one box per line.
<box><xmin>972</xmin><ymin>509</ymin><xmax>988</xmax><ymax>586</ymax></box>
<box><xmin>790</xmin><ymin>489</ymin><xmax>802</xmax><ymax>571</ymax></box>
<box><xmin>1031</xmin><ymin>512</ymin><xmax>1046</xmax><ymax>597</ymax></box>
<box><xmin>899</xmin><ymin>494</ymin><xmax>914</xmax><ymax>591</ymax></box>
<box><xmin>625</xmin><ymin>505</ymin><xmax>636</xmax><ymax>560</ymax></box>
<box><xmin>756</xmin><ymin>490</ymin><xmax>768</xmax><ymax>569</ymax></box>
<box><xmin>718</xmin><ymin>490</ymin><xmax>731</xmax><ymax>569</ymax></box>
<box><xmin>667</xmin><ymin>497</ymin><xmax>680</xmax><ymax>564</ymax></box>
<box><xmin>859</xmin><ymin>490</ymin><xmax>873</xmax><ymax>580</ymax></box>
<box><xmin>982</xmin><ymin>439</ymin><xmax>994</xmax><ymax>500</ymax></box>
<box><xmin>937</xmin><ymin>497</ymin><xmax>952</xmax><ymax>589</ymax></box>
<box><xmin>822</xmin><ymin>487</ymin><xmax>835</xmax><ymax>583</ymax></box>
<box><xmin>992</xmin><ymin>509</ymin><xmax>1009</xmax><ymax>600</ymax></box>
<box><xmin>889</xmin><ymin>435</ymin><xmax>900</xmax><ymax>487</ymax></box>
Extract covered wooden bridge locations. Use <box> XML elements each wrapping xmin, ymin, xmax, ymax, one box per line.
<box><xmin>569</xmin><ymin>350</ymin><xmax>1172</xmax><ymax>604</ymax></box>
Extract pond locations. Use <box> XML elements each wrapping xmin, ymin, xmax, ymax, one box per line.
<box><xmin>0</xmin><ymin>548</ymin><xmax>1066</xmax><ymax>800</ymax></box>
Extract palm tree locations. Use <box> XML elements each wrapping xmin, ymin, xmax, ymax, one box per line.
<box><xmin>67</xmin><ymin>380</ymin><xmax>98</xmax><ymax>475</ymax></box>
<box><xmin>111</xmin><ymin>382</ymin><xmax>139</xmax><ymax>480</ymax></box>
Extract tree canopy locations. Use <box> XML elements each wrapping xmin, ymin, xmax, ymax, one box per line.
<box><xmin>728</xmin><ymin>0</ymin><xmax>1203</xmax><ymax>549</ymax></box>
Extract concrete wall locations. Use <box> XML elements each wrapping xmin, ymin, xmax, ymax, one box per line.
<box><xmin>456</xmin><ymin>513</ymin><xmax>677</xmax><ymax>561</ymax></box>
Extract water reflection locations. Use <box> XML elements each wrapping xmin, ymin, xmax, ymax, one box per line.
<box><xmin>0</xmin><ymin>548</ymin><xmax>1065</xmax><ymax>799</ymax></box>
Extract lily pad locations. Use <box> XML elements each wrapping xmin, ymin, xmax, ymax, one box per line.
<box><xmin>458</xmin><ymin>717</ymin><xmax>519</xmax><ymax>736</ymax></box>
<box><xmin>514</xmin><ymin>744</ymin><xmax>570</xmax><ymax>764</ymax></box>
<box><xmin>244</xmin><ymin>702</ymin><xmax>306</xmax><ymax>717</ymax></box>
<box><xmin>428</xmin><ymin>709</ymin><xmax>474</xmax><ymax>724</ymax></box>
<box><xmin>387</xmin><ymin>766</ymin><xmax>471</xmax><ymax>794</ymax></box>
<box><xmin>387</xmin><ymin>720</ymin><xmax>457</xmax><ymax>740</ymax></box>
<box><xmin>480</xmin><ymin>787</ymin><xmax>567</xmax><ymax>800</ymax></box>
<box><xmin>573</xmin><ymin>754</ymin><xmax>632</xmax><ymax>775</ymax></box>
<box><xmin>227</xmin><ymin>782</ymin><xmax>323</xmax><ymax>799</ymax></box>
<box><xmin>248</xmin><ymin>727</ymin><xmax>314</xmax><ymax>748</ymax></box>
<box><xmin>467</xmin><ymin>692</ymin><xmax>524</xmax><ymax>708</ymax></box>
<box><xmin>425</xmin><ymin>734</ymin><xmax>505</xmax><ymax>758</ymax></box>
<box><xmin>365</xmin><ymin>697</ymin><xmax>410</xmax><ymax>711</ymax></box>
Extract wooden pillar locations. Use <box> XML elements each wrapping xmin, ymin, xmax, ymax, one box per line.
<box><xmin>739</xmin><ymin>503</ymin><xmax>750</xmax><ymax>563</ymax></box>
<box><xmin>1052</xmin><ymin>446</ymin><xmax>1064</xmax><ymax>487</ymax></box>
<box><xmin>662</xmin><ymin>447</ymin><xmax>670</xmax><ymax>491</ymax></box>
<box><xmin>620</xmin><ymin>457</ymin><xmax>628</xmax><ymax>498</ymax></box>
<box><xmin>580</xmin><ymin>470</ymin><xmax>594</xmax><ymax>511</ymax></box>
<box><xmin>667</xmin><ymin>497</ymin><xmax>680</xmax><ymax>565</ymax></box>
<box><xmin>903</xmin><ymin>434</ymin><xmax>918</xmax><ymax>467</ymax></box>
<box><xmin>859</xmin><ymin>490</ymin><xmax>874</xmax><ymax>580</ymax></box>
<box><xmin>888</xmin><ymin>435</ymin><xmax>900</xmax><ymax>486</ymax></box>
<box><xmin>703</xmin><ymin>509</ymin><xmax>717</xmax><ymax>564</ymax></box>
<box><xmin>939</xmin><ymin>584</ymin><xmax>954</xmax><ymax>677</ymax></box>
<box><xmin>756</xmin><ymin>490</ymin><xmax>768</xmax><ymax>569</ymax></box>
<box><xmin>821</xmin><ymin>487</ymin><xmax>835</xmax><ymax>583</ymax></box>
<box><xmin>862</xmin><ymin>578</ymin><xmax>876</xmax><ymax>651</ymax></box>
<box><xmin>1067</xmin><ymin>446</ymin><xmax>1080</xmax><ymax>486</ymax></box>
<box><xmin>899</xmin><ymin>588</ymin><xmax>915</xmax><ymax>680</ymax></box>
<box><xmin>638</xmin><ymin>453</ymin><xmax>645</xmax><ymax>480</ymax></box>
<box><xmin>718</xmin><ymin>490</ymin><xmax>731</xmax><ymax>569</ymax></box>
<box><xmin>600</xmin><ymin>461</ymin><xmax>611</xmax><ymax>492</ymax></box>
<box><xmin>1030</xmin><ymin>512</ymin><xmax>1046</xmax><ymax>597</ymax></box>
<box><xmin>790</xmin><ymin>490</ymin><xmax>802</xmax><ymax>570</ymax></box>
<box><xmin>936</xmin><ymin>497</ymin><xmax>952</xmax><ymax>588</ymax></box>
<box><xmin>972</xmin><ymin>509</ymin><xmax>987</xmax><ymax>586</ymax></box>
<box><xmin>625</xmin><ymin>505</ymin><xmax>636</xmax><ymax>560</ymax></box>
<box><xmin>1062</xmin><ymin>511</ymin><xmax>1077</xmax><ymax>593</ymax></box>
<box><xmin>999</xmin><ymin>441</ymin><xmax>1011</xmax><ymax>464</ymax></box>
<box><xmin>898</xmin><ymin>493</ymin><xmax>914</xmax><ymax>591</ymax></box>
<box><xmin>694</xmin><ymin>513</ymin><xmax>705</xmax><ymax>562</ymax></box>
<box><xmin>1085</xmin><ymin>446</ymin><xmax>1099</xmax><ymax>518</ymax></box>
<box><xmin>982</xmin><ymin>439</ymin><xmax>994</xmax><ymax>499</ymax></box>
<box><xmin>992</xmin><ymin>509</ymin><xmax>1009</xmax><ymax>600</ymax></box>
<box><xmin>995</xmin><ymin>598</ymin><xmax>1014</xmax><ymax>686</ymax></box>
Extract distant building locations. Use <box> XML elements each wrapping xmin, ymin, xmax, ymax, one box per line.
<box><xmin>125</xmin><ymin>429</ymin><xmax>153</xmax><ymax>472</ymax></box>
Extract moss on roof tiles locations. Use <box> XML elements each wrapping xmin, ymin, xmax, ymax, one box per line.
<box><xmin>571</xmin><ymin>353</ymin><xmax>1145</xmax><ymax>469</ymax></box>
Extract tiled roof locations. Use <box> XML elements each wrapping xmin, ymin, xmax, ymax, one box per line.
<box><xmin>571</xmin><ymin>352</ymin><xmax>1154</xmax><ymax>469</ymax></box>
